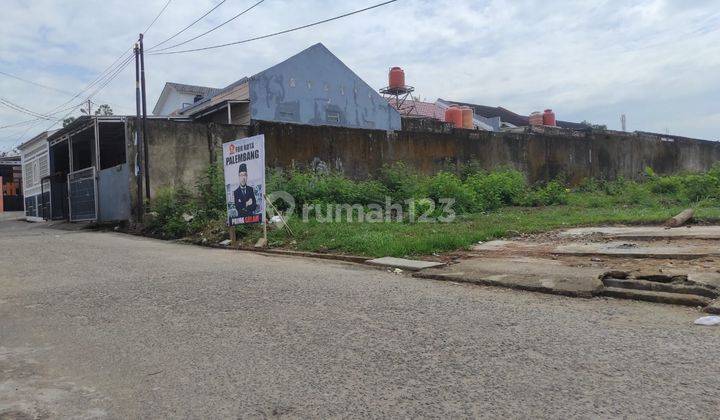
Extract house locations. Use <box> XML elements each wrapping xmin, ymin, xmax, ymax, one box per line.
<box><xmin>437</xmin><ymin>99</ymin><xmax>586</xmax><ymax>130</ymax></box>
<box><xmin>154</xmin><ymin>43</ymin><xmax>402</xmax><ymax>131</ymax></box>
<box><xmin>17</xmin><ymin>131</ymin><xmax>55</xmax><ymax>220</ymax></box>
<box><xmin>0</xmin><ymin>155</ymin><xmax>23</xmax><ymax>212</ymax></box>
<box><xmin>152</xmin><ymin>82</ymin><xmax>222</xmax><ymax>116</ymax></box>
<box><xmin>389</xmin><ymin>98</ymin><xmax>500</xmax><ymax>131</ymax></box>
<box><xmin>44</xmin><ymin>115</ymin><xmax>246</xmax><ymax>223</ymax></box>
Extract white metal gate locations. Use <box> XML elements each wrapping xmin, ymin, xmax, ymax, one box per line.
<box><xmin>68</xmin><ymin>167</ymin><xmax>97</xmax><ymax>222</ymax></box>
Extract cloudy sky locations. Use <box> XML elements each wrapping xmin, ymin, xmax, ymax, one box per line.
<box><xmin>1</xmin><ymin>0</ymin><xmax>718</xmax><ymax>151</ymax></box>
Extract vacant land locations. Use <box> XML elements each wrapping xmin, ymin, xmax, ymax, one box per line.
<box><xmin>147</xmin><ymin>164</ymin><xmax>720</xmax><ymax>257</ymax></box>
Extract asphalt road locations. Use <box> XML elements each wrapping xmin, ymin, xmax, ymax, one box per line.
<box><xmin>1</xmin><ymin>219</ymin><xmax>719</xmax><ymax>418</ymax></box>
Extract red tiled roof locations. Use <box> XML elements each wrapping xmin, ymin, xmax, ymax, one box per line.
<box><xmin>388</xmin><ymin>99</ymin><xmax>444</xmax><ymax>120</ymax></box>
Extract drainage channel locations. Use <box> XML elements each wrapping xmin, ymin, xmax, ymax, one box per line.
<box><xmin>599</xmin><ymin>272</ymin><xmax>718</xmax><ymax>307</ymax></box>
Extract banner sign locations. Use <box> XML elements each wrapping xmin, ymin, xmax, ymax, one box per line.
<box><xmin>223</xmin><ymin>134</ymin><xmax>265</xmax><ymax>226</ymax></box>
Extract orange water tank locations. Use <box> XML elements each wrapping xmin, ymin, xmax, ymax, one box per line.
<box><xmin>445</xmin><ymin>106</ymin><xmax>463</xmax><ymax>128</ymax></box>
<box><xmin>389</xmin><ymin>67</ymin><xmax>405</xmax><ymax>89</ymax></box>
<box><xmin>529</xmin><ymin>111</ymin><xmax>543</xmax><ymax>126</ymax></box>
<box><xmin>460</xmin><ymin>106</ymin><xmax>474</xmax><ymax>129</ymax></box>
<box><xmin>543</xmin><ymin>109</ymin><xmax>556</xmax><ymax>126</ymax></box>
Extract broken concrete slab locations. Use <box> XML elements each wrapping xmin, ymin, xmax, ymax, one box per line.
<box><xmin>704</xmin><ymin>299</ymin><xmax>720</xmax><ymax>315</ymax></box>
<box><xmin>601</xmin><ymin>287</ymin><xmax>712</xmax><ymax>307</ymax></box>
<box><xmin>366</xmin><ymin>257</ymin><xmax>444</xmax><ymax>271</ymax></box>
<box><xmin>553</xmin><ymin>241</ymin><xmax>720</xmax><ymax>259</ymax></box>
<box><xmin>472</xmin><ymin>240</ymin><xmax>548</xmax><ymax>252</ymax></box>
<box><xmin>413</xmin><ymin>257</ymin><xmax>605</xmax><ymax>297</ymax></box>
<box><xmin>601</xmin><ymin>277</ymin><xmax>718</xmax><ymax>299</ymax></box>
<box><xmin>559</xmin><ymin>226</ymin><xmax>720</xmax><ymax>240</ymax></box>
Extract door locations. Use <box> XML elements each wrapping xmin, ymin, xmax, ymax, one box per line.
<box><xmin>68</xmin><ymin>167</ymin><xmax>97</xmax><ymax>222</ymax></box>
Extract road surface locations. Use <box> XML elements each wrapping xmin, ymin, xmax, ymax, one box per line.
<box><xmin>1</xmin><ymin>220</ymin><xmax>719</xmax><ymax>418</ymax></box>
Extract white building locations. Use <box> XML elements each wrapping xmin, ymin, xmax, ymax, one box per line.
<box><xmin>152</xmin><ymin>82</ymin><xmax>221</xmax><ymax>116</ymax></box>
<box><xmin>18</xmin><ymin>131</ymin><xmax>54</xmax><ymax>221</ymax></box>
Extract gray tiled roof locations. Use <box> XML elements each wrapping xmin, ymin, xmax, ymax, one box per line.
<box><xmin>166</xmin><ymin>82</ymin><xmax>222</xmax><ymax>98</ymax></box>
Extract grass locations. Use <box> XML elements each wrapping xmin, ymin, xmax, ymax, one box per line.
<box><xmin>146</xmin><ymin>163</ymin><xmax>720</xmax><ymax>258</ymax></box>
<box><xmin>239</xmin><ymin>204</ymin><xmax>720</xmax><ymax>258</ymax></box>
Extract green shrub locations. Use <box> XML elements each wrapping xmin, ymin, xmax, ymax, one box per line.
<box><xmin>466</xmin><ymin>169</ymin><xmax>527</xmax><ymax>209</ymax></box>
<box><xmin>379</xmin><ymin>162</ymin><xmax>426</xmax><ymax>201</ymax></box>
<box><xmin>148</xmin><ymin>186</ymin><xmax>193</xmax><ymax>238</ymax></box>
<box><xmin>427</xmin><ymin>171</ymin><xmax>478</xmax><ymax>213</ymax></box>
<box><xmin>680</xmin><ymin>174</ymin><xmax>720</xmax><ymax>203</ymax></box>
<box><xmin>195</xmin><ymin>164</ymin><xmax>226</xmax><ymax>219</ymax></box>
<box><xmin>649</xmin><ymin>176</ymin><xmax>682</xmax><ymax>195</ymax></box>
<box><xmin>519</xmin><ymin>180</ymin><xmax>568</xmax><ymax>207</ymax></box>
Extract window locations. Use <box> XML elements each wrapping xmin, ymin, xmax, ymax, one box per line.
<box><xmin>33</xmin><ymin>161</ymin><xmax>39</xmax><ymax>187</ymax></box>
<box><xmin>38</xmin><ymin>155</ymin><xmax>49</xmax><ymax>179</ymax></box>
<box><xmin>23</xmin><ymin>162</ymin><xmax>34</xmax><ymax>188</ymax></box>
<box><xmin>326</xmin><ymin>111</ymin><xmax>340</xmax><ymax>123</ymax></box>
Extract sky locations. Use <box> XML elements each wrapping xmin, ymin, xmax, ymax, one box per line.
<box><xmin>1</xmin><ymin>0</ymin><xmax>719</xmax><ymax>152</ymax></box>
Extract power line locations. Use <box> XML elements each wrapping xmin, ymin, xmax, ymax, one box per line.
<box><xmin>143</xmin><ymin>0</ymin><xmax>173</xmax><ymax>35</ymax></box>
<box><xmin>4</xmin><ymin>54</ymin><xmax>135</xmax><ymax>148</ymax></box>
<box><xmin>148</xmin><ymin>0</ymin><xmax>228</xmax><ymax>50</ymax></box>
<box><xmin>1</xmin><ymin>2</ymin><xmax>170</xmax><ymax>152</ymax></box>
<box><xmin>151</xmin><ymin>0</ymin><xmax>265</xmax><ymax>52</ymax></box>
<box><xmin>0</xmin><ymin>102</ymin><xmax>86</xmax><ymax>130</ymax></box>
<box><xmin>37</xmin><ymin>47</ymin><xmax>134</xmax><ymax>118</ymax></box>
<box><xmin>0</xmin><ymin>97</ymin><xmax>55</xmax><ymax>120</ymax></box>
<box><xmin>0</xmin><ymin>70</ymin><xmax>76</xmax><ymax>96</ymax></box>
<box><xmin>151</xmin><ymin>0</ymin><xmax>398</xmax><ymax>55</ymax></box>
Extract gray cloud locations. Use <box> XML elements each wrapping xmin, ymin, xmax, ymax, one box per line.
<box><xmin>1</xmin><ymin>0</ymin><xmax>718</xmax><ymax>150</ymax></box>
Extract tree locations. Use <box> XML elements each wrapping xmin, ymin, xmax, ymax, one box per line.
<box><xmin>63</xmin><ymin>103</ymin><xmax>113</xmax><ymax>127</ymax></box>
<box><xmin>580</xmin><ymin>120</ymin><xmax>607</xmax><ymax>131</ymax></box>
<box><xmin>0</xmin><ymin>148</ymin><xmax>19</xmax><ymax>157</ymax></box>
<box><xmin>94</xmin><ymin>104</ymin><xmax>113</xmax><ymax>116</ymax></box>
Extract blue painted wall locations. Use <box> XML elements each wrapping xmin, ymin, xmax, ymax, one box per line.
<box><xmin>248</xmin><ymin>43</ymin><xmax>401</xmax><ymax>131</ymax></box>
<box><xmin>98</xmin><ymin>163</ymin><xmax>131</xmax><ymax>222</ymax></box>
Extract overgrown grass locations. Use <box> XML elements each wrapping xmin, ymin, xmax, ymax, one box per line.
<box><xmin>145</xmin><ymin>162</ymin><xmax>720</xmax><ymax>257</ymax></box>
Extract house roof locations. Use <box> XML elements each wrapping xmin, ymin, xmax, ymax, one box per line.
<box><xmin>438</xmin><ymin>99</ymin><xmax>587</xmax><ymax>130</ymax></box>
<box><xmin>167</xmin><ymin>82</ymin><xmax>221</xmax><ymax>96</ymax></box>
<box><xmin>177</xmin><ymin>77</ymin><xmax>249</xmax><ymax>116</ymax></box>
<box><xmin>17</xmin><ymin>129</ymin><xmax>57</xmax><ymax>151</ymax></box>
<box><xmin>0</xmin><ymin>155</ymin><xmax>21</xmax><ymax>165</ymax></box>
<box><xmin>152</xmin><ymin>82</ymin><xmax>222</xmax><ymax>115</ymax></box>
<box><xmin>389</xmin><ymin>99</ymin><xmax>444</xmax><ymax>119</ymax></box>
<box><xmin>177</xmin><ymin>43</ymin><xmax>401</xmax><ymax>126</ymax></box>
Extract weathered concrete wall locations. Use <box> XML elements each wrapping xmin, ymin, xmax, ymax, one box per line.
<box><xmin>126</xmin><ymin>119</ymin><xmax>247</xmax><ymax>215</ymax></box>
<box><xmin>249</xmin><ymin>121</ymin><xmax>720</xmax><ymax>184</ymax></box>
<box><xmin>249</xmin><ymin>43</ymin><xmax>401</xmax><ymax>131</ymax></box>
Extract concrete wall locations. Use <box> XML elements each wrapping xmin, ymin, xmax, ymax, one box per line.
<box><xmin>126</xmin><ymin>119</ymin><xmax>247</xmax><ymax>216</ymax></box>
<box><xmin>250</xmin><ymin>121</ymin><xmax>720</xmax><ymax>184</ymax></box>
<box><xmin>249</xmin><ymin>43</ymin><xmax>401</xmax><ymax>131</ymax></box>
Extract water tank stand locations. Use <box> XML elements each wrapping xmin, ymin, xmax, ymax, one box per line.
<box><xmin>380</xmin><ymin>85</ymin><xmax>416</xmax><ymax>115</ymax></box>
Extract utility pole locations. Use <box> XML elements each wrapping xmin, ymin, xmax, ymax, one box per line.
<box><xmin>139</xmin><ymin>33</ymin><xmax>150</xmax><ymax>201</ymax></box>
<box><xmin>134</xmin><ymin>41</ymin><xmax>144</xmax><ymax>223</ymax></box>
<box><xmin>87</xmin><ymin>99</ymin><xmax>92</xmax><ymax>116</ymax></box>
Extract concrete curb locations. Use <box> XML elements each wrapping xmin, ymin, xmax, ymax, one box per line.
<box><xmin>414</xmin><ymin>271</ymin><xmax>718</xmax><ymax>310</ymax></box>
<box><xmin>412</xmin><ymin>272</ymin><xmax>599</xmax><ymax>299</ymax></box>
<box><xmin>237</xmin><ymin>247</ymin><xmax>369</xmax><ymax>264</ymax></box>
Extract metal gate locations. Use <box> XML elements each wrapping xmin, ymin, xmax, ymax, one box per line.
<box><xmin>68</xmin><ymin>167</ymin><xmax>97</xmax><ymax>222</ymax></box>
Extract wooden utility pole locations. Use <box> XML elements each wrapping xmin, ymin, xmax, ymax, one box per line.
<box><xmin>139</xmin><ymin>33</ymin><xmax>150</xmax><ymax>201</ymax></box>
<box><xmin>134</xmin><ymin>41</ymin><xmax>144</xmax><ymax>223</ymax></box>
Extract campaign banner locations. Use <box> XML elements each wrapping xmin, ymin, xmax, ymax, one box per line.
<box><xmin>223</xmin><ymin>134</ymin><xmax>265</xmax><ymax>226</ymax></box>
